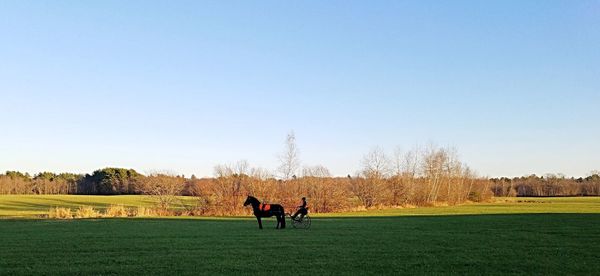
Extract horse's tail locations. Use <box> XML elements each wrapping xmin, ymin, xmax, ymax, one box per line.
<box><xmin>280</xmin><ymin>206</ymin><xmax>286</xmax><ymax>228</ymax></box>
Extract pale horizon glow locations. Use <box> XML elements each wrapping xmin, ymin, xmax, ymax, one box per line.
<box><xmin>1</xmin><ymin>1</ymin><xmax>599</xmax><ymax>178</ymax></box>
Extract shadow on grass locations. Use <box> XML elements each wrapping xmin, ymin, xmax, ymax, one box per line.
<box><xmin>2</xmin><ymin>212</ymin><xmax>600</xmax><ymax>224</ymax></box>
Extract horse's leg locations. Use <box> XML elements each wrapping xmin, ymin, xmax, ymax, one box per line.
<box><xmin>279</xmin><ymin>215</ymin><xmax>284</xmax><ymax>229</ymax></box>
<box><xmin>257</xmin><ymin>217</ymin><xmax>263</xmax><ymax>229</ymax></box>
<box><xmin>274</xmin><ymin>212</ymin><xmax>280</xmax><ymax>229</ymax></box>
<box><xmin>278</xmin><ymin>213</ymin><xmax>283</xmax><ymax>229</ymax></box>
<box><xmin>280</xmin><ymin>208</ymin><xmax>286</xmax><ymax>229</ymax></box>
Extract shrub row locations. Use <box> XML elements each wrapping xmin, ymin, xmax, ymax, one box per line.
<box><xmin>46</xmin><ymin>205</ymin><xmax>190</xmax><ymax>219</ymax></box>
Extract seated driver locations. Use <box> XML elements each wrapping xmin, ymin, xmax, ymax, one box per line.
<box><xmin>291</xmin><ymin>197</ymin><xmax>308</xmax><ymax>221</ymax></box>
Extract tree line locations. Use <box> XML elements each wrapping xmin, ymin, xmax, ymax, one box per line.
<box><xmin>1</xmin><ymin>133</ymin><xmax>598</xmax><ymax>214</ymax></box>
<box><xmin>490</xmin><ymin>173</ymin><xmax>600</xmax><ymax>197</ymax></box>
<box><xmin>0</xmin><ymin>140</ymin><xmax>493</xmax><ymax>215</ymax></box>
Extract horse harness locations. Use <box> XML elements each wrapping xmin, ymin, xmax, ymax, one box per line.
<box><xmin>258</xmin><ymin>203</ymin><xmax>271</xmax><ymax>212</ymax></box>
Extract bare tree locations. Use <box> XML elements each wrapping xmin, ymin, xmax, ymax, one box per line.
<box><xmin>300</xmin><ymin>165</ymin><xmax>347</xmax><ymax>212</ymax></box>
<box><xmin>401</xmin><ymin>148</ymin><xmax>420</xmax><ymax>204</ymax></box>
<box><xmin>247</xmin><ymin>166</ymin><xmax>276</xmax><ymax>203</ymax></box>
<box><xmin>139</xmin><ymin>174</ymin><xmax>185</xmax><ymax>212</ymax></box>
<box><xmin>388</xmin><ymin>147</ymin><xmax>412</xmax><ymax>206</ymax></box>
<box><xmin>277</xmin><ymin>131</ymin><xmax>301</xmax><ymax>180</ymax></box>
<box><xmin>422</xmin><ymin>144</ymin><xmax>448</xmax><ymax>203</ymax></box>
<box><xmin>302</xmin><ymin>165</ymin><xmax>331</xmax><ymax>178</ymax></box>
<box><xmin>351</xmin><ymin>147</ymin><xmax>390</xmax><ymax>208</ymax></box>
<box><xmin>251</xmin><ymin>167</ymin><xmax>273</xmax><ymax>180</ymax></box>
<box><xmin>361</xmin><ymin>147</ymin><xmax>391</xmax><ymax>178</ymax></box>
<box><xmin>212</xmin><ymin>161</ymin><xmax>250</xmax><ymax>215</ymax></box>
<box><xmin>214</xmin><ymin>160</ymin><xmax>250</xmax><ymax>177</ymax></box>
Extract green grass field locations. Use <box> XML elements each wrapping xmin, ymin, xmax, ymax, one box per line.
<box><xmin>1</xmin><ymin>196</ymin><xmax>599</xmax><ymax>275</ymax></box>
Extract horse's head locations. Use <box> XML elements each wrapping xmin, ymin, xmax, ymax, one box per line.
<box><xmin>243</xmin><ymin>195</ymin><xmax>256</xmax><ymax>207</ymax></box>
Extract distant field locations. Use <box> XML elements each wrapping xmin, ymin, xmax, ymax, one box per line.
<box><xmin>0</xmin><ymin>195</ymin><xmax>197</xmax><ymax>217</ymax></box>
<box><xmin>1</xmin><ymin>196</ymin><xmax>599</xmax><ymax>275</ymax></box>
<box><xmin>1</xmin><ymin>194</ymin><xmax>599</xmax><ymax>218</ymax></box>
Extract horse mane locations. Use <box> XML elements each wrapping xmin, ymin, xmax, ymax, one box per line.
<box><xmin>247</xmin><ymin>195</ymin><xmax>260</xmax><ymax>204</ymax></box>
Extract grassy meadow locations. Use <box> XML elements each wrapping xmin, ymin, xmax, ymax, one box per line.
<box><xmin>0</xmin><ymin>196</ymin><xmax>599</xmax><ymax>275</ymax></box>
<box><xmin>1</xmin><ymin>195</ymin><xmax>599</xmax><ymax>218</ymax></box>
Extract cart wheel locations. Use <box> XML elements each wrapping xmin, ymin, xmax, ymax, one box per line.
<box><xmin>292</xmin><ymin>214</ymin><xmax>311</xmax><ymax>229</ymax></box>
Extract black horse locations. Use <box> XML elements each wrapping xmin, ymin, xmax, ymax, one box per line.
<box><xmin>243</xmin><ymin>195</ymin><xmax>286</xmax><ymax>229</ymax></box>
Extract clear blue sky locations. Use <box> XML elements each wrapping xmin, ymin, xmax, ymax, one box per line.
<box><xmin>1</xmin><ymin>1</ymin><xmax>599</xmax><ymax>178</ymax></box>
